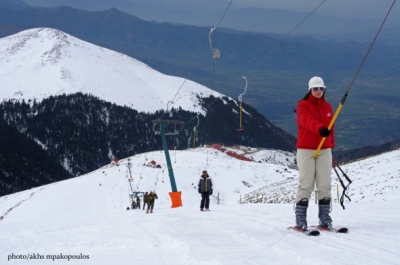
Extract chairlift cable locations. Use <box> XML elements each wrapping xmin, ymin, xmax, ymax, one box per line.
<box><xmin>181</xmin><ymin>0</ymin><xmax>328</xmax><ymax>129</ymax></box>
<box><xmin>149</xmin><ymin>1</ymin><xmax>233</xmax><ymax>152</ymax></box>
<box><xmin>313</xmin><ymin>0</ymin><xmax>397</xmax><ymax>158</ymax></box>
<box><xmin>235</xmin><ymin>0</ymin><xmax>328</xmax><ymax>84</ymax></box>
<box><xmin>147</xmin><ymin>0</ymin><xmax>327</xmax><ymax>149</ymax></box>
<box><xmin>135</xmin><ymin>154</ymin><xmax>151</xmax><ymax>190</ymax></box>
<box><xmin>225</xmin><ymin>3</ymin><xmax>330</xmax><ymax>130</ymax></box>
<box><xmin>214</xmin><ymin>0</ymin><xmax>233</xmax><ymax>29</ymax></box>
<box><xmin>154</xmin><ymin>0</ymin><xmax>233</xmax><ymax>124</ymax></box>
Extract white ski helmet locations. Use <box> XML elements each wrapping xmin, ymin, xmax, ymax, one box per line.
<box><xmin>308</xmin><ymin>76</ymin><xmax>325</xmax><ymax>90</ymax></box>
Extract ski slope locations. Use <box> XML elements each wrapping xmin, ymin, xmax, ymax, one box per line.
<box><xmin>1</xmin><ymin>148</ymin><xmax>400</xmax><ymax>264</ymax></box>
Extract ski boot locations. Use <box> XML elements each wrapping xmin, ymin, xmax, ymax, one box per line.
<box><xmin>295</xmin><ymin>198</ymin><xmax>308</xmax><ymax>231</ymax></box>
<box><xmin>318</xmin><ymin>197</ymin><xmax>334</xmax><ymax>232</ymax></box>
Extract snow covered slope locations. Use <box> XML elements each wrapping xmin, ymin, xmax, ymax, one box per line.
<box><xmin>1</xmin><ymin>147</ymin><xmax>400</xmax><ymax>264</ymax></box>
<box><xmin>243</xmin><ymin>149</ymin><xmax>400</xmax><ymax>204</ymax></box>
<box><xmin>0</xmin><ymin>28</ymin><xmax>224</xmax><ymax>114</ymax></box>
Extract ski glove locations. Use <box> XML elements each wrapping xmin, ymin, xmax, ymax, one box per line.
<box><xmin>319</xmin><ymin>127</ymin><xmax>330</xmax><ymax>137</ymax></box>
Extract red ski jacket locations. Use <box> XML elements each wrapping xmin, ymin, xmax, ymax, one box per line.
<box><xmin>296</xmin><ymin>94</ymin><xmax>335</xmax><ymax>149</ymax></box>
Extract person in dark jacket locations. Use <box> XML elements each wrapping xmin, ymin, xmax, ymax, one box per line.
<box><xmin>143</xmin><ymin>192</ymin><xmax>149</xmax><ymax>210</ymax></box>
<box><xmin>146</xmin><ymin>191</ymin><xmax>158</xmax><ymax>213</ymax></box>
<box><xmin>198</xmin><ymin>170</ymin><xmax>213</xmax><ymax>211</ymax></box>
<box><xmin>294</xmin><ymin>76</ymin><xmax>335</xmax><ymax>231</ymax></box>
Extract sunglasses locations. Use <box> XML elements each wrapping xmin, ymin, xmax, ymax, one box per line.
<box><xmin>312</xmin><ymin>87</ymin><xmax>325</xmax><ymax>92</ymax></box>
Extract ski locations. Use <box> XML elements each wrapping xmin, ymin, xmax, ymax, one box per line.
<box><xmin>310</xmin><ymin>225</ymin><xmax>348</xmax><ymax>233</ymax></box>
<box><xmin>288</xmin><ymin>226</ymin><xmax>320</xmax><ymax>236</ymax></box>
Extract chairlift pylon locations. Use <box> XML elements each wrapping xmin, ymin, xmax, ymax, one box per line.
<box><xmin>151</xmin><ymin>120</ymin><xmax>184</xmax><ymax>208</ymax></box>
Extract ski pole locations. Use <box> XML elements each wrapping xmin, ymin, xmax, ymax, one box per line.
<box><xmin>313</xmin><ymin>0</ymin><xmax>397</xmax><ymax>158</ymax></box>
<box><xmin>336</xmin><ymin>184</ymin><xmax>339</xmax><ymax>204</ymax></box>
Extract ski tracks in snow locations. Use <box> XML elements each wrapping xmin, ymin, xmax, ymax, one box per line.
<box><xmin>0</xmin><ymin>187</ymin><xmax>45</xmax><ymax>221</ymax></box>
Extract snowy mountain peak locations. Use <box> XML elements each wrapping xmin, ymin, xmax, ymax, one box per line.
<box><xmin>0</xmin><ymin>28</ymin><xmax>224</xmax><ymax>113</ymax></box>
<box><xmin>5</xmin><ymin>28</ymin><xmax>69</xmax><ymax>61</ymax></box>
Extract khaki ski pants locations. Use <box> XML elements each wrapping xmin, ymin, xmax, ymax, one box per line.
<box><xmin>296</xmin><ymin>148</ymin><xmax>332</xmax><ymax>203</ymax></box>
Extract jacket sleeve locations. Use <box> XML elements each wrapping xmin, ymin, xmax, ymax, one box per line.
<box><xmin>198</xmin><ymin>177</ymin><xmax>202</xmax><ymax>192</ymax></box>
<box><xmin>297</xmin><ymin>101</ymin><xmax>325</xmax><ymax>135</ymax></box>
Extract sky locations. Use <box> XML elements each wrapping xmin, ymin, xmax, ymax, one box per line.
<box><xmin>23</xmin><ymin>0</ymin><xmax>400</xmax><ymax>21</ymax></box>
<box><xmin>233</xmin><ymin>0</ymin><xmax>399</xmax><ymax>19</ymax></box>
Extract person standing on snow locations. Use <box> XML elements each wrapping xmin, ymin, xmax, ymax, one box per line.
<box><xmin>198</xmin><ymin>170</ymin><xmax>213</xmax><ymax>211</ymax></box>
<box><xmin>143</xmin><ymin>192</ymin><xmax>149</xmax><ymax>210</ymax></box>
<box><xmin>294</xmin><ymin>76</ymin><xmax>335</xmax><ymax>231</ymax></box>
<box><xmin>146</xmin><ymin>191</ymin><xmax>158</xmax><ymax>213</ymax></box>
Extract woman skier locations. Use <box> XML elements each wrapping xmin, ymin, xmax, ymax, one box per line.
<box><xmin>294</xmin><ymin>76</ymin><xmax>335</xmax><ymax>231</ymax></box>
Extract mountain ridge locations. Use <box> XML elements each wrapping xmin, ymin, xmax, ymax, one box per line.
<box><xmin>20</xmin><ymin>0</ymin><xmax>400</xmax><ymax>42</ymax></box>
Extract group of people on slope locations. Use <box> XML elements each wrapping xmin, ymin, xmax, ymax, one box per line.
<box><xmin>131</xmin><ymin>191</ymin><xmax>158</xmax><ymax>213</ymax></box>
<box><xmin>130</xmin><ymin>172</ymin><xmax>214</xmax><ymax>213</ymax></box>
<box><xmin>143</xmin><ymin>191</ymin><xmax>158</xmax><ymax>213</ymax></box>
